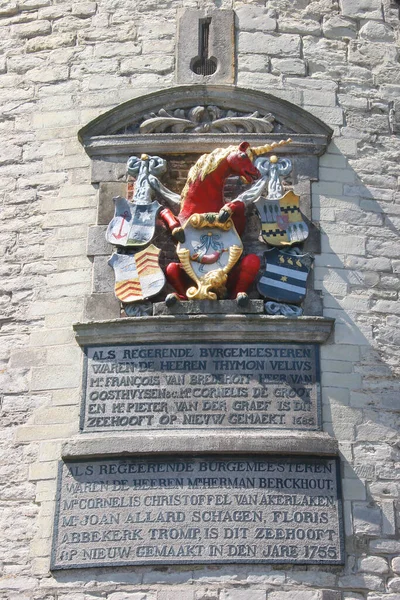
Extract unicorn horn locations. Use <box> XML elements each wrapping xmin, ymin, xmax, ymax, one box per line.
<box><xmin>250</xmin><ymin>138</ymin><xmax>292</xmax><ymax>157</ymax></box>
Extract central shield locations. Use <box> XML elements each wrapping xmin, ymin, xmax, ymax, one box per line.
<box><xmin>177</xmin><ymin>213</ymin><xmax>243</xmax><ymax>300</ymax></box>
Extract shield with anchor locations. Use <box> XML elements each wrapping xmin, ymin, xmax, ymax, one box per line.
<box><xmin>106</xmin><ymin>196</ymin><xmax>161</xmax><ymax>247</ymax></box>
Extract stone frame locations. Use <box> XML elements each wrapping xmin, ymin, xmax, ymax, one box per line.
<box><xmin>78</xmin><ymin>84</ymin><xmax>333</xmax><ymax>322</ymax></box>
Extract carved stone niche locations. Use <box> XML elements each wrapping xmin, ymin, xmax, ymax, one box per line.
<box><xmin>79</xmin><ymin>85</ymin><xmax>333</xmax><ymax>322</ymax></box>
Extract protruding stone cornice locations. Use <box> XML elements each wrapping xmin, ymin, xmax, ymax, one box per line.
<box><xmin>73</xmin><ymin>314</ymin><xmax>335</xmax><ymax>346</ymax></box>
<box><xmin>78</xmin><ymin>85</ymin><xmax>333</xmax><ymax>158</ymax></box>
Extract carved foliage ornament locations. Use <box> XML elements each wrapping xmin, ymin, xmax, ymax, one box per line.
<box><xmin>116</xmin><ymin>105</ymin><xmax>276</xmax><ymax>135</ymax></box>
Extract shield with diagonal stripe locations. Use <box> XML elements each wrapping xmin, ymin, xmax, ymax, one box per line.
<box><xmin>108</xmin><ymin>245</ymin><xmax>165</xmax><ymax>303</ymax></box>
<box><xmin>257</xmin><ymin>247</ymin><xmax>313</xmax><ymax>305</ymax></box>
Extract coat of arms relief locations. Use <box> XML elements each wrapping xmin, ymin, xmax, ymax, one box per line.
<box><xmin>106</xmin><ymin>104</ymin><xmax>314</xmax><ymax>317</ymax></box>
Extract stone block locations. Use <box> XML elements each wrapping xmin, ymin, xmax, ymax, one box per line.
<box><xmin>303</xmin><ymin>36</ymin><xmax>347</xmax><ymax>73</ymax></box>
<box><xmin>269</xmin><ymin>592</ymin><xmax>322</xmax><ymax>600</ymax></box>
<box><xmin>92</xmin><ymin>255</ymin><xmax>114</xmax><ymax>293</ymax></box>
<box><xmin>349</xmin><ymin>41</ymin><xmax>398</xmax><ymax>69</ymax></box>
<box><xmin>153</xmin><ymin>299</ymin><xmax>264</xmax><ymax>316</ymax></box>
<box><xmin>108</xmin><ymin>594</ymin><xmax>152</xmax><ymax>600</ymax></box>
<box><xmin>359</xmin><ymin>20</ymin><xmax>396</xmax><ymax>42</ymax></box>
<box><xmin>45</xmin><ymin>345</ymin><xmax>81</xmax><ymax>366</ymax></box>
<box><xmin>220</xmin><ymin>592</ymin><xmax>265</xmax><ymax>600</ymax></box>
<box><xmin>62</xmin><ymin>431</ymin><xmax>338</xmax><ymax>460</ymax></box>
<box><xmin>271</xmin><ymin>58</ymin><xmax>306</xmax><ymax>76</ymax></box>
<box><xmin>372</xmin><ymin>300</ymin><xmax>400</xmax><ymax>315</ymax></box>
<box><xmin>30</xmin><ymin>360</ymin><xmax>80</xmax><ymax>388</ymax></box>
<box><xmin>158</xmin><ymin>591</ymin><xmax>194</xmax><ymax>600</ymax></box>
<box><xmin>26</xmin><ymin>32</ymin><xmax>76</xmax><ymax>52</ymax></box>
<box><xmin>120</xmin><ymin>55</ymin><xmax>174</xmax><ymax>76</ymax></box>
<box><xmin>15</xmin><ymin>423</ymin><xmax>77</xmax><ymax>442</ymax></box>
<box><xmin>343</xmin><ymin>479</ymin><xmax>366</xmax><ymax>501</ymax></box>
<box><xmin>0</xmin><ymin>369</ymin><xmax>29</xmax><ymax>394</ymax></box>
<box><xmin>319</xmin><ymin>166</ymin><xmax>355</xmax><ymax>182</ymax></box>
<box><xmin>340</xmin><ymin>0</ymin><xmax>383</xmax><ymax>20</ymax></box>
<box><xmin>19</xmin><ymin>0</ymin><xmax>50</xmax><ymax>7</ymax></box>
<box><xmin>236</xmin><ymin>5</ymin><xmax>276</xmax><ymax>31</ymax></box>
<box><xmin>323</xmin><ymin>15</ymin><xmax>357</xmax><ymax>39</ymax></box>
<box><xmin>0</xmin><ymin>0</ymin><xmax>18</xmax><ymax>16</ymax></box>
<box><xmin>98</xmin><ymin>182</ymin><xmax>126</xmax><ymax>225</ymax></box>
<box><xmin>71</xmin><ymin>2</ymin><xmax>96</xmax><ymax>17</ymax></box>
<box><xmin>305</xmin><ymin>105</ymin><xmax>344</xmax><ymax>126</ymax></box>
<box><xmin>278</xmin><ymin>17</ymin><xmax>321</xmax><ymax>36</ymax></box>
<box><xmin>339</xmin><ymin>574</ymin><xmax>384</xmax><ymax>591</ymax></box>
<box><xmin>369</xmin><ymin>539</ymin><xmax>400</xmax><ymax>554</ymax></box>
<box><xmin>359</xmin><ymin>556</ymin><xmax>389</xmax><ymax>574</ymax></box>
<box><xmin>38</xmin><ymin>440</ymin><xmax>62</xmax><ymax>462</ymax></box>
<box><xmin>84</xmin><ymin>292</ymin><xmax>121</xmax><ymax>321</ymax></box>
<box><xmin>194</xmin><ymin>591</ymin><xmax>219</xmax><ymax>600</ymax></box>
<box><xmin>12</xmin><ymin>19</ymin><xmax>51</xmax><ymax>38</ymax></box>
<box><xmin>392</xmin><ymin>557</ymin><xmax>400</xmax><ymax>574</ymax></box>
<box><xmin>380</xmin><ymin>500</ymin><xmax>396</xmax><ymax>535</ymax></box>
<box><xmin>239</xmin><ymin>32</ymin><xmax>301</xmax><ymax>57</ymax></box>
<box><xmin>388</xmin><ymin>579</ymin><xmax>400</xmax><ymax>593</ymax></box>
<box><xmin>239</xmin><ymin>54</ymin><xmax>269</xmax><ymax>72</ymax></box>
<box><xmin>47</xmin><ymin>269</ymin><xmax>91</xmax><ymax>288</ymax></box>
<box><xmin>28</xmin><ymin>461</ymin><xmax>57</xmax><ymax>481</ymax></box>
<box><xmin>322</xmin><ymin>234</ymin><xmax>365</xmax><ymax>256</ymax></box>
<box><xmin>0</xmin><ymin>577</ymin><xmax>38</xmax><ymax>591</ymax></box>
<box><xmin>91</xmin><ymin>158</ymin><xmax>127</xmax><ymax>183</ymax></box>
<box><xmin>87</xmin><ymin>225</ymin><xmax>110</xmax><ymax>256</ymax></box>
<box><xmin>95</xmin><ymin>42</ymin><xmax>141</xmax><ymax>58</ymax></box>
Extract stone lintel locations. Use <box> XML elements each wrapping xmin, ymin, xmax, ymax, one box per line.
<box><xmin>73</xmin><ymin>314</ymin><xmax>334</xmax><ymax>346</ymax></box>
<box><xmin>85</xmin><ymin>133</ymin><xmax>329</xmax><ymax>164</ymax></box>
<box><xmin>62</xmin><ymin>430</ymin><xmax>338</xmax><ymax>460</ymax></box>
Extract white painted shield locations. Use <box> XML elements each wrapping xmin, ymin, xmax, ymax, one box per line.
<box><xmin>178</xmin><ymin>221</ymin><xmax>243</xmax><ymax>281</ymax></box>
<box><xmin>106</xmin><ymin>196</ymin><xmax>161</xmax><ymax>247</ymax></box>
<box><xmin>108</xmin><ymin>245</ymin><xmax>165</xmax><ymax>303</ymax></box>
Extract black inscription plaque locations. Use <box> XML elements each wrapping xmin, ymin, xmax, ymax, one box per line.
<box><xmin>81</xmin><ymin>343</ymin><xmax>321</xmax><ymax>432</ymax></box>
<box><xmin>51</xmin><ymin>455</ymin><xmax>344</xmax><ymax>569</ymax></box>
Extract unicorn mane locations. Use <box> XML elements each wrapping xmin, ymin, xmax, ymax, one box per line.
<box><xmin>181</xmin><ymin>145</ymin><xmax>251</xmax><ymax>202</ymax></box>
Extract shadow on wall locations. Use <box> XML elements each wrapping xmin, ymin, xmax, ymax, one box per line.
<box><xmin>311</xmin><ymin>138</ymin><xmax>400</xmax><ymax>571</ymax></box>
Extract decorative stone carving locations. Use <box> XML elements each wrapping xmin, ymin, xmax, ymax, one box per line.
<box><xmin>119</xmin><ymin>106</ymin><xmax>276</xmax><ymax>135</ymax></box>
<box><xmin>78</xmin><ymin>85</ymin><xmax>333</xmax><ymax>160</ymax></box>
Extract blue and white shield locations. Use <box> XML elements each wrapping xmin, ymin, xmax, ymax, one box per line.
<box><xmin>257</xmin><ymin>248</ymin><xmax>313</xmax><ymax>305</ymax></box>
<box><xmin>106</xmin><ymin>196</ymin><xmax>161</xmax><ymax>247</ymax></box>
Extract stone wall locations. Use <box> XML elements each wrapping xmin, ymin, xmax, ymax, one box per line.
<box><xmin>1</xmin><ymin>0</ymin><xmax>400</xmax><ymax>598</ymax></box>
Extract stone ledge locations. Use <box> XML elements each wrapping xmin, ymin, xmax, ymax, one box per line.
<box><xmin>62</xmin><ymin>430</ymin><xmax>338</xmax><ymax>459</ymax></box>
<box><xmin>73</xmin><ymin>314</ymin><xmax>334</xmax><ymax>346</ymax></box>
<box><xmin>153</xmin><ymin>299</ymin><xmax>264</xmax><ymax>315</ymax></box>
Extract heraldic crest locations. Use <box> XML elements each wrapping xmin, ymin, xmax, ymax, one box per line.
<box><xmin>106</xmin><ymin>137</ymin><xmax>313</xmax><ymax>316</ymax></box>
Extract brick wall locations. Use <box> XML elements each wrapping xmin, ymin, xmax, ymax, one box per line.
<box><xmin>1</xmin><ymin>0</ymin><xmax>400</xmax><ymax>598</ymax></box>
